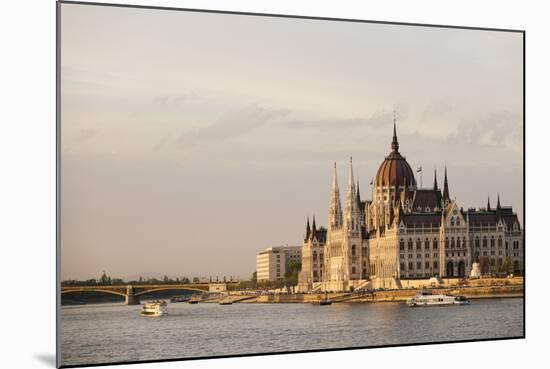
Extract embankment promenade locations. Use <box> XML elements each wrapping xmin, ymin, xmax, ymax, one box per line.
<box><xmin>204</xmin><ymin>277</ymin><xmax>524</xmax><ymax>304</ymax></box>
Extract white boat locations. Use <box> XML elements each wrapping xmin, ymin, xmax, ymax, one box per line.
<box><xmin>140</xmin><ymin>300</ymin><xmax>168</xmax><ymax>316</ymax></box>
<box><xmin>406</xmin><ymin>291</ymin><xmax>470</xmax><ymax>307</ymax></box>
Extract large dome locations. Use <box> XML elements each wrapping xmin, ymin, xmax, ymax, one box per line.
<box><xmin>375</xmin><ymin>123</ymin><xmax>416</xmax><ymax>188</ymax></box>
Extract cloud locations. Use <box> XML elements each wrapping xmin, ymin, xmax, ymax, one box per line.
<box><xmin>446</xmin><ymin>111</ymin><xmax>522</xmax><ymax>148</ymax></box>
<box><xmin>279</xmin><ymin>108</ymin><xmax>396</xmax><ymax>131</ymax></box>
<box><xmin>178</xmin><ymin>104</ymin><xmax>291</xmax><ymax>148</ymax></box>
<box><xmin>153</xmin><ymin>90</ymin><xmax>201</xmax><ymax>107</ymax></box>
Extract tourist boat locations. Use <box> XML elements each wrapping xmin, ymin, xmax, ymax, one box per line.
<box><xmin>170</xmin><ymin>295</ymin><xmax>189</xmax><ymax>303</ymax></box>
<box><xmin>140</xmin><ymin>300</ymin><xmax>168</xmax><ymax>317</ymax></box>
<box><xmin>406</xmin><ymin>291</ymin><xmax>470</xmax><ymax>307</ymax></box>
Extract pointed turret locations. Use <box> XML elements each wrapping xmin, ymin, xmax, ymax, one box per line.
<box><xmin>433</xmin><ymin>168</ymin><xmax>438</xmax><ymax>190</ymax></box>
<box><xmin>344</xmin><ymin>157</ymin><xmax>360</xmax><ymax>234</ymax></box>
<box><xmin>391</xmin><ymin>111</ymin><xmax>399</xmax><ymax>153</ymax></box>
<box><xmin>487</xmin><ymin>196</ymin><xmax>491</xmax><ymax>211</ymax></box>
<box><xmin>310</xmin><ymin>215</ymin><xmax>317</xmax><ymax>241</ymax></box>
<box><xmin>443</xmin><ymin>165</ymin><xmax>450</xmax><ymax>202</ymax></box>
<box><xmin>497</xmin><ymin>194</ymin><xmax>501</xmax><ymax>210</ymax></box>
<box><xmin>328</xmin><ymin>162</ymin><xmax>343</xmax><ymax>230</ymax></box>
<box><xmin>305</xmin><ymin>217</ymin><xmax>311</xmax><ymax>241</ymax></box>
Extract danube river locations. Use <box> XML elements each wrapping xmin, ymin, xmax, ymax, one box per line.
<box><xmin>61</xmin><ymin>298</ymin><xmax>523</xmax><ymax>366</ymax></box>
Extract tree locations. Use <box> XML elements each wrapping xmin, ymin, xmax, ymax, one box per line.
<box><xmin>284</xmin><ymin>261</ymin><xmax>302</xmax><ymax>287</ymax></box>
<box><xmin>193</xmin><ymin>277</ymin><xmax>200</xmax><ymax>283</ymax></box>
<box><xmin>181</xmin><ymin>277</ymin><xmax>190</xmax><ymax>284</ymax></box>
<box><xmin>163</xmin><ymin>275</ymin><xmax>170</xmax><ymax>284</ymax></box>
<box><xmin>251</xmin><ymin>271</ymin><xmax>257</xmax><ymax>282</ymax></box>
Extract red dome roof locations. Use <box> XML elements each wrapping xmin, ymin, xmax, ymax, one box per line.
<box><xmin>375</xmin><ymin>122</ymin><xmax>416</xmax><ymax>188</ymax></box>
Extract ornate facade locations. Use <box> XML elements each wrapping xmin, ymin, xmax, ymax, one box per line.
<box><xmin>298</xmin><ymin>121</ymin><xmax>523</xmax><ymax>292</ymax></box>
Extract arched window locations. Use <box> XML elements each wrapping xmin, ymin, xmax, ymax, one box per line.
<box><xmin>462</xmin><ymin>237</ymin><xmax>466</xmax><ymax>248</ymax></box>
<box><xmin>475</xmin><ymin>237</ymin><xmax>480</xmax><ymax>248</ymax></box>
<box><xmin>425</xmin><ymin>238</ymin><xmax>430</xmax><ymax>249</ymax></box>
<box><xmin>351</xmin><ymin>245</ymin><xmax>356</xmax><ymax>256</ymax></box>
<box><xmin>433</xmin><ymin>238</ymin><xmax>438</xmax><ymax>249</ymax></box>
<box><xmin>399</xmin><ymin>239</ymin><xmax>405</xmax><ymax>251</ymax></box>
<box><xmin>416</xmin><ymin>239</ymin><xmax>422</xmax><ymax>250</ymax></box>
<box><xmin>408</xmin><ymin>239</ymin><xmax>413</xmax><ymax>250</ymax></box>
<box><xmin>490</xmin><ymin>237</ymin><xmax>495</xmax><ymax>248</ymax></box>
<box><xmin>352</xmin><ymin>266</ymin><xmax>356</xmax><ymax>274</ymax></box>
<box><xmin>451</xmin><ymin>237</ymin><xmax>455</xmax><ymax>248</ymax></box>
<box><xmin>445</xmin><ymin>237</ymin><xmax>449</xmax><ymax>248</ymax></box>
<box><xmin>483</xmin><ymin>237</ymin><xmax>487</xmax><ymax>248</ymax></box>
<box><xmin>450</xmin><ymin>218</ymin><xmax>455</xmax><ymax>227</ymax></box>
<box><xmin>456</xmin><ymin>218</ymin><xmax>460</xmax><ymax>226</ymax></box>
<box><xmin>498</xmin><ymin>237</ymin><xmax>503</xmax><ymax>247</ymax></box>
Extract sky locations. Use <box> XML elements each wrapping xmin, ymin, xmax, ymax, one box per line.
<box><xmin>60</xmin><ymin>3</ymin><xmax>523</xmax><ymax>281</ymax></box>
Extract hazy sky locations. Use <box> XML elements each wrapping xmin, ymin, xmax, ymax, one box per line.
<box><xmin>60</xmin><ymin>3</ymin><xmax>523</xmax><ymax>280</ymax></box>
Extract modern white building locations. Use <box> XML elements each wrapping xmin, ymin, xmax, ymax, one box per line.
<box><xmin>256</xmin><ymin>246</ymin><xmax>302</xmax><ymax>282</ymax></box>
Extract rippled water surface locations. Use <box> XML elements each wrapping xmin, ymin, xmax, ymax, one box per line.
<box><xmin>61</xmin><ymin>298</ymin><xmax>523</xmax><ymax>366</ymax></box>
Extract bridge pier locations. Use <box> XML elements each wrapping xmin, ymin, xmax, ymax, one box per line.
<box><xmin>125</xmin><ymin>286</ymin><xmax>140</xmax><ymax>305</ymax></box>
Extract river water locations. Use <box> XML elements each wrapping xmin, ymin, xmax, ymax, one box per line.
<box><xmin>60</xmin><ymin>298</ymin><xmax>523</xmax><ymax>366</ymax></box>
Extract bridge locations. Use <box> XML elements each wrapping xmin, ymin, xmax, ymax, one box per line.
<box><xmin>61</xmin><ymin>283</ymin><xmax>233</xmax><ymax>305</ymax></box>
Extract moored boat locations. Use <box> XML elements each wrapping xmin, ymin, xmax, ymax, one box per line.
<box><xmin>313</xmin><ymin>292</ymin><xmax>332</xmax><ymax>306</ymax></box>
<box><xmin>140</xmin><ymin>300</ymin><xmax>168</xmax><ymax>317</ymax></box>
<box><xmin>406</xmin><ymin>291</ymin><xmax>470</xmax><ymax>307</ymax></box>
<box><xmin>170</xmin><ymin>295</ymin><xmax>190</xmax><ymax>303</ymax></box>
<box><xmin>219</xmin><ymin>298</ymin><xmax>233</xmax><ymax>305</ymax></box>
<box><xmin>188</xmin><ymin>296</ymin><xmax>201</xmax><ymax>304</ymax></box>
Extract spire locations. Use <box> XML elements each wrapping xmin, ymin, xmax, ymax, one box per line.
<box><xmin>310</xmin><ymin>215</ymin><xmax>317</xmax><ymax>240</ymax></box>
<box><xmin>344</xmin><ymin>157</ymin><xmax>360</xmax><ymax>234</ymax></box>
<box><xmin>305</xmin><ymin>217</ymin><xmax>311</xmax><ymax>240</ymax></box>
<box><xmin>487</xmin><ymin>196</ymin><xmax>491</xmax><ymax>211</ymax></box>
<box><xmin>391</xmin><ymin>110</ymin><xmax>399</xmax><ymax>153</ymax></box>
<box><xmin>497</xmin><ymin>194</ymin><xmax>501</xmax><ymax>210</ymax></box>
<box><xmin>356</xmin><ymin>180</ymin><xmax>361</xmax><ymax>207</ymax></box>
<box><xmin>433</xmin><ymin>168</ymin><xmax>438</xmax><ymax>190</ymax></box>
<box><xmin>348</xmin><ymin>156</ymin><xmax>355</xmax><ymax>188</ymax></box>
<box><xmin>443</xmin><ymin>165</ymin><xmax>450</xmax><ymax>201</ymax></box>
<box><xmin>328</xmin><ymin>163</ymin><xmax>343</xmax><ymax>230</ymax></box>
<box><xmin>332</xmin><ymin>162</ymin><xmax>339</xmax><ymax>191</ymax></box>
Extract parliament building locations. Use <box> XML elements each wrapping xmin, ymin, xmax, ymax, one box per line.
<box><xmin>297</xmin><ymin>121</ymin><xmax>523</xmax><ymax>292</ymax></box>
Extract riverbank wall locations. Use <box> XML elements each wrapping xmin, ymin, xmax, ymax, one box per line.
<box><xmin>205</xmin><ymin>277</ymin><xmax>523</xmax><ymax>304</ymax></box>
